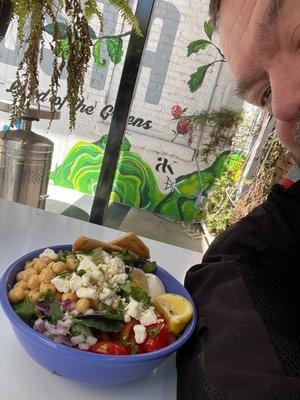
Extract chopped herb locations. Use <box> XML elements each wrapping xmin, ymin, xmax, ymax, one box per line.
<box><xmin>89</xmin><ymin>248</ymin><xmax>103</xmax><ymax>264</ymax></box>
<box><xmin>98</xmin><ymin>301</ymin><xmax>125</xmax><ymax>321</ymax></box>
<box><xmin>77</xmin><ymin>269</ymin><xmax>85</xmax><ymax>277</ymax></box>
<box><xmin>112</xmin><ymin>249</ymin><xmax>136</xmax><ymax>267</ymax></box>
<box><xmin>37</xmin><ymin>290</ymin><xmax>54</xmax><ymax>304</ymax></box>
<box><xmin>49</xmin><ymin>302</ymin><xmax>64</xmax><ymax>325</ymax></box>
<box><xmin>69</xmin><ymin>322</ymin><xmax>92</xmax><ymax>338</ymax></box>
<box><xmin>57</xmin><ymin>270</ymin><xmax>71</xmax><ymax>279</ymax></box>
<box><xmin>75</xmin><ymin>315</ymin><xmax>124</xmax><ymax>332</ymax></box>
<box><xmin>149</xmin><ymin>327</ymin><xmax>160</xmax><ymax>338</ymax></box>
<box><xmin>57</xmin><ymin>250</ymin><xmax>72</xmax><ymax>263</ymax></box>
<box><xmin>131</xmin><ymin>344</ymin><xmax>138</xmax><ymax>355</ymax></box>
<box><xmin>13</xmin><ymin>297</ymin><xmax>36</xmax><ymax>324</ymax></box>
<box><xmin>138</xmin><ymin>260</ymin><xmax>157</xmax><ymax>273</ymax></box>
<box><xmin>118</xmin><ymin>281</ymin><xmax>131</xmax><ymax>294</ymax></box>
<box><xmin>130</xmin><ymin>285</ymin><xmax>151</xmax><ymax>305</ymax></box>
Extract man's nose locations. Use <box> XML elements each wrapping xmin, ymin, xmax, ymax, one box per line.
<box><xmin>269</xmin><ymin>55</ymin><xmax>300</xmax><ymax>122</ymax></box>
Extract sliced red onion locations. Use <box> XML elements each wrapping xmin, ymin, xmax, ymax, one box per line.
<box><xmin>78</xmin><ymin>343</ymin><xmax>90</xmax><ymax>351</ymax></box>
<box><xmin>71</xmin><ymin>334</ymin><xmax>86</xmax><ymax>346</ymax></box>
<box><xmin>44</xmin><ymin>321</ymin><xmax>58</xmax><ymax>335</ymax></box>
<box><xmin>86</xmin><ymin>336</ymin><xmax>97</xmax><ymax>346</ymax></box>
<box><xmin>35</xmin><ymin>302</ymin><xmax>50</xmax><ymax>315</ymax></box>
<box><xmin>34</xmin><ymin>318</ymin><xmax>47</xmax><ymax>333</ymax></box>
<box><xmin>61</xmin><ymin>299</ymin><xmax>74</xmax><ymax>311</ymax></box>
<box><xmin>56</xmin><ymin>323</ymin><xmax>69</xmax><ymax>336</ymax></box>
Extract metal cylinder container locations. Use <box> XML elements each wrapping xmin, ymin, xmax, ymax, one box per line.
<box><xmin>0</xmin><ymin>100</ymin><xmax>60</xmax><ymax>209</ymax></box>
<box><xmin>0</xmin><ymin>129</ymin><xmax>54</xmax><ymax>209</ymax></box>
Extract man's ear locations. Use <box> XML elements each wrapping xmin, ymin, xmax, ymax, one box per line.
<box><xmin>0</xmin><ymin>0</ymin><xmax>13</xmax><ymax>42</ymax></box>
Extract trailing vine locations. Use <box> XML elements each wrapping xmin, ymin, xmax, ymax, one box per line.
<box><xmin>9</xmin><ymin>0</ymin><xmax>142</xmax><ymax>129</ymax></box>
<box><xmin>170</xmin><ymin>105</ymin><xmax>243</xmax><ymax>160</ymax></box>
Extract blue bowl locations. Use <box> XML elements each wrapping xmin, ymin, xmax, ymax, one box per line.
<box><xmin>0</xmin><ymin>245</ymin><xmax>197</xmax><ymax>385</ymax></box>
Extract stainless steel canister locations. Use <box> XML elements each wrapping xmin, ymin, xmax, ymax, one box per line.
<box><xmin>0</xmin><ymin>129</ymin><xmax>54</xmax><ymax>209</ymax></box>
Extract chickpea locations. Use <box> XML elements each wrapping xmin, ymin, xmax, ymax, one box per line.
<box><xmin>14</xmin><ymin>281</ymin><xmax>28</xmax><ymax>291</ymax></box>
<box><xmin>39</xmin><ymin>256</ymin><xmax>53</xmax><ymax>265</ymax></box>
<box><xmin>8</xmin><ymin>287</ymin><xmax>26</xmax><ymax>304</ymax></box>
<box><xmin>16</xmin><ymin>271</ymin><xmax>25</xmax><ymax>282</ymax></box>
<box><xmin>61</xmin><ymin>292</ymin><xmax>78</xmax><ymax>303</ymax></box>
<box><xmin>28</xmin><ymin>290</ymin><xmax>39</xmax><ymax>303</ymax></box>
<box><xmin>53</xmin><ymin>292</ymin><xmax>62</xmax><ymax>302</ymax></box>
<box><xmin>39</xmin><ymin>282</ymin><xmax>56</xmax><ymax>294</ymax></box>
<box><xmin>33</xmin><ymin>261</ymin><xmax>48</xmax><ymax>274</ymax></box>
<box><xmin>48</xmin><ymin>261</ymin><xmax>55</xmax><ymax>269</ymax></box>
<box><xmin>52</xmin><ymin>261</ymin><xmax>68</xmax><ymax>274</ymax></box>
<box><xmin>76</xmin><ymin>298</ymin><xmax>90</xmax><ymax>313</ymax></box>
<box><xmin>39</xmin><ymin>267</ymin><xmax>54</xmax><ymax>283</ymax></box>
<box><xmin>27</xmin><ymin>275</ymin><xmax>41</xmax><ymax>291</ymax></box>
<box><xmin>24</xmin><ymin>261</ymin><xmax>33</xmax><ymax>270</ymax></box>
<box><xmin>22</xmin><ymin>269</ymin><xmax>37</xmax><ymax>282</ymax></box>
<box><xmin>66</xmin><ymin>256</ymin><xmax>78</xmax><ymax>271</ymax></box>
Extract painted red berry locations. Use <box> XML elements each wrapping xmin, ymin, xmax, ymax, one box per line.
<box><xmin>176</xmin><ymin>118</ymin><xmax>193</xmax><ymax>135</ymax></box>
<box><xmin>171</xmin><ymin>105</ymin><xmax>183</xmax><ymax>118</ymax></box>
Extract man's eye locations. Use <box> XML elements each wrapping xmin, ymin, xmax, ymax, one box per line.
<box><xmin>260</xmin><ymin>87</ymin><xmax>272</xmax><ymax>107</ymax></box>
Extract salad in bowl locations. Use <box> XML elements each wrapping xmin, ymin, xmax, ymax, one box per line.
<box><xmin>4</xmin><ymin>234</ymin><xmax>195</xmax><ymax>365</ymax></box>
<box><xmin>0</xmin><ymin>234</ymin><xmax>197</xmax><ymax>385</ymax></box>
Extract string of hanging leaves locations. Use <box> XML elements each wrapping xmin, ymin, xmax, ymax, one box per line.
<box><xmin>9</xmin><ymin>0</ymin><xmax>142</xmax><ymax>129</ymax></box>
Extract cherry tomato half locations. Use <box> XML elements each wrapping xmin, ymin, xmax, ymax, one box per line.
<box><xmin>89</xmin><ymin>340</ymin><xmax>127</xmax><ymax>355</ymax></box>
<box><xmin>142</xmin><ymin>323</ymin><xmax>174</xmax><ymax>353</ymax></box>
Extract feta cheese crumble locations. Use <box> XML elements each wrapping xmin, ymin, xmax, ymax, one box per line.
<box><xmin>39</xmin><ymin>248</ymin><xmax>58</xmax><ymax>260</ymax></box>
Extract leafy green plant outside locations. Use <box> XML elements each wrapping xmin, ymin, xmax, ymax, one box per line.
<box><xmin>10</xmin><ymin>0</ymin><xmax>141</xmax><ymax>129</ymax></box>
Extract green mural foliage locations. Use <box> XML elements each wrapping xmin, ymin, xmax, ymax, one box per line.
<box><xmin>50</xmin><ymin>136</ymin><xmax>244</xmax><ymax>222</ymax></box>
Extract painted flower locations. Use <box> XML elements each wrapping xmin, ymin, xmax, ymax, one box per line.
<box><xmin>171</xmin><ymin>105</ymin><xmax>183</xmax><ymax>118</ymax></box>
<box><xmin>176</xmin><ymin>118</ymin><xmax>193</xmax><ymax>135</ymax></box>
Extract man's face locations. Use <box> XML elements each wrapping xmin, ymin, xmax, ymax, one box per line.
<box><xmin>219</xmin><ymin>0</ymin><xmax>300</xmax><ymax>164</ymax></box>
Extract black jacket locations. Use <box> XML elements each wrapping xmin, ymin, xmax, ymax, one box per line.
<box><xmin>177</xmin><ymin>182</ymin><xmax>300</xmax><ymax>400</ymax></box>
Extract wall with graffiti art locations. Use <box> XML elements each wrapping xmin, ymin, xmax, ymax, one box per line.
<box><xmin>0</xmin><ymin>0</ymin><xmax>247</xmax><ymax>221</ymax></box>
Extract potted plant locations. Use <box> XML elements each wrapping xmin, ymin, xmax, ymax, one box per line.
<box><xmin>4</xmin><ymin>0</ymin><xmax>141</xmax><ymax>129</ymax></box>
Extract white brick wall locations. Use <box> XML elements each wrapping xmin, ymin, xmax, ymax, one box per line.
<box><xmin>0</xmin><ymin>0</ymin><xmax>246</xmax><ymax>206</ymax></box>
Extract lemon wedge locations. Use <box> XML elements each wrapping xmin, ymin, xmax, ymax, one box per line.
<box><xmin>154</xmin><ymin>293</ymin><xmax>193</xmax><ymax>335</ymax></box>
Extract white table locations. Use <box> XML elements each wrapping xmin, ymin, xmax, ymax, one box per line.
<box><xmin>0</xmin><ymin>199</ymin><xmax>202</xmax><ymax>400</ymax></box>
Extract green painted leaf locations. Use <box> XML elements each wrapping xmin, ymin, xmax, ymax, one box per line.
<box><xmin>106</xmin><ymin>37</ymin><xmax>123</xmax><ymax>64</ymax></box>
<box><xmin>88</xmin><ymin>25</ymin><xmax>97</xmax><ymax>39</ymax></box>
<box><xmin>76</xmin><ymin>315</ymin><xmax>124</xmax><ymax>332</ymax></box>
<box><xmin>188</xmin><ymin>64</ymin><xmax>212</xmax><ymax>93</ymax></box>
<box><xmin>187</xmin><ymin>40</ymin><xmax>212</xmax><ymax>57</ymax></box>
<box><xmin>204</xmin><ymin>20</ymin><xmax>214</xmax><ymax>40</ymax></box>
<box><xmin>93</xmin><ymin>39</ymin><xmax>107</xmax><ymax>68</ymax></box>
<box><xmin>44</xmin><ymin>22</ymin><xmax>68</xmax><ymax>40</ymax></box>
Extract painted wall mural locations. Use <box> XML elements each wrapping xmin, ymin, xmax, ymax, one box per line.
<box><xmin>50</xmin><ymin>135</ymin><xmax>244</xmax><ymax>222</ymax></box>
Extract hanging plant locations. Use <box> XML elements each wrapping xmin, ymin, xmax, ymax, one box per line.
<box><xmin>8</xmin><ymin>0</ymin><xmax>142</xmax><ymax>129</ymax></box>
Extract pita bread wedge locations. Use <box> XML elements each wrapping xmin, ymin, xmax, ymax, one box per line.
<box><xmin>109</xmin><ymin>232</ymin><xmax>150</xmax><ymax>260</ymax></box>
<box><xmin>72</xmin><ymin>236</ymin><xmax>123</xmax><ymax>253</ymax></box>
